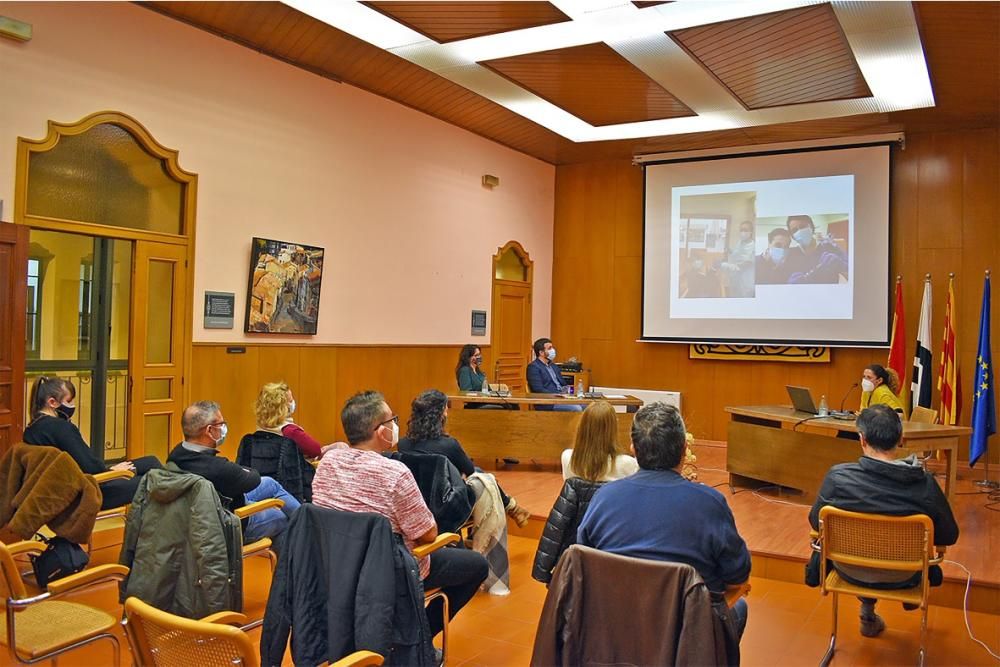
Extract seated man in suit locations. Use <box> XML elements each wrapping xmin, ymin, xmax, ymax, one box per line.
<box><xmin>169</xmin><ymin>400</ymin><xmax>301</xmax><ymax>543</ymax></box>
<box><xmin>578</xmin><ymin>402</ymin><xmax>751</xmax><ymax>639</ymax></box>
<box><xmin>808</xmin><ymin>404</ymin><xmax>959</xmax><ymax>638</ymax></box>
<box><xmin>526</xmin><ymin>337</ymin><xmax>583</xmax><ymax>412</ymax></box>
<box><xmin>312</xmin><ymin>391</ymin><xmax>488</xmax><ymax>639</ymax></box>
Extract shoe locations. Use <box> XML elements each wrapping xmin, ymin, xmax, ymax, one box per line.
<box><xmin>506</xmin><ymin>499</ymin><xmax>531</xmax><ymax>528</ymax></box>
<box><xmin>434</xmin><ymin>647</ymin><xmax>444</xmax><ymax>666</ymax></box>
<box><xmin>902</xmin><ymin>602</ymin><xmax>920</xmax><ymax>611</ymax></box>
<box><xmin>860</xmin><ymin>613</ymin><xmax>885</xmax><ymax>638</ymax></box>
<box><xmin>502</xmin><ymin>457</ymin><xmax>520</xmax><ymax>465</ymax></box>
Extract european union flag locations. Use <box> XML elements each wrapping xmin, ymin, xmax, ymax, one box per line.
<box><xmin>970</xmin><ymin>274</ymin><xmax>995</xmax><ymax>467</ymax></box>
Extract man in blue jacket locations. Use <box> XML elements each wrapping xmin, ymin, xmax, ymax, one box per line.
<box><xmin>526</xmin><ymin>337</ymin><xmax>582</xmax><ymax>412</ymax></box>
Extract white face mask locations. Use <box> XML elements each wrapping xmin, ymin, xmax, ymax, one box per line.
<box><xmin>861</xmin><ymin>378</ymin><xmax>876</xmax><ymax>393</ymax></box>
<box><xmin>546</xmin><ymin>347</ymin><xmax>557</xmax><ymax>361</ymax></box>
<box><xmin>210</xmin><ymin>423</ymin><xmax>228</xmax><ymax>445</ymax></box>
<box><xmin>383</xmin><ymin>421</ymin><xmax>399</xmax><ymax>447</ymax></box>
<box><xmin>740</xmin><ymin>230</ymin><xmax>752</xmax><ymax>241</ymax></box>
<box><xmin>288</xmin><ymin>399</ymin><xmax>296</xmax><ymax>415</ymax></box>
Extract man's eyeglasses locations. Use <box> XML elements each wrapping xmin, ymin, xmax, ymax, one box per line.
<box><xmin>378</xmin><ymin>415</ymin><xmax>399</xmax><ymax>428</ymax></box>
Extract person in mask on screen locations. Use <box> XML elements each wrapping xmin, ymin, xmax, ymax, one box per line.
<box><xmin>681</xmin><ymin>250</ymin><xmax>722</xmax><ymax>298</ymax></box>
<box><xmin>784</xmin><ymin>215</ymin><xmax>848</xmax><ymax>284</ymax></box>
<box><xmin>720</xmin><ymin>220</ymin><xmax>756</xmax><ymax>297</ymax></box>
<box><xmin>755</xmin><ymin>228</ymin><xmax>793</xmax><ymax>285</ymax></box>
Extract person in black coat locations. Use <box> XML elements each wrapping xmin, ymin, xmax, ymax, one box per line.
<box><xmin>531</xmin><ymin>477</ymin><xmax>605</xmax><ymax>584</ymax></box>
<box><xmin>808</xmin><ymin>404</ymin><xmax>959</xmax><ymax>638</ymax></box>
<box><xmin>22</xmin><ymin>376</ymin><xmax>161</xmax><ymax>510</ymax></box>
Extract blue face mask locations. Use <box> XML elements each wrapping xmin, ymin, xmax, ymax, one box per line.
<box><xmin>793</xmin><ymin>228</ymin><xmax>814</xmax><ymax>247</ymax></box>
<box><xmin>769</xmin><ymin>247</ymin><xmax>786</xmax><ymax>263</ymax></box>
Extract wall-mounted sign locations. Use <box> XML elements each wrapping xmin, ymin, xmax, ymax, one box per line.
<box><xmin>471</xmin><ymin>309</ymin><xmax>487</xmax><ymax>336</ymax></box>
<box><xmin>204</xmin><ymin>291</ymin><xmax>235</xmax><ymax>329</ymax></box>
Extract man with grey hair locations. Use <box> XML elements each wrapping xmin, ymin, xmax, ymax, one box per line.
<box><xmin>577</xmin><ymin>402</ymin><xmax>751</xmax><ymax>639</ymax></box>
<box><xmin>168</xmin><ymin>400</ymin><xmax>301</xmax><ymax>542</ymax></box>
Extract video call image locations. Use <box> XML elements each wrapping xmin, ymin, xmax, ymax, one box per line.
<box><xmin>677</xmin><ymin>191</ymin><xmax>851</xmax><ymax>300</ymax></box>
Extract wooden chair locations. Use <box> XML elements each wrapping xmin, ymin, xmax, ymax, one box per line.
<box><xmin>87</xmin><ymin>468</ymin><xmax>136</xmax><ymax>553</ymax></box>
<box><xmin>231</xmin><ymin>498</ymin><xmax>285</xmax><ymax>630</ymax></box>
<box><xmin>0</xmin><ymin>540</ymin><xmax>129</xmax><ymax>665</ymax></box>
<box><xmin>814</xmin><ymin>506</ymin><xmax>942</xmax><ymax>666</ymax></box>
<box><xmin>909</xmin><ymin>406</ymin><xmax>938</xmax><ymax>424</ymax></box>
<box><xmin>413</xmin><ymin>532</ymin><xmax>461</xmax><ymax>665</ymax></box>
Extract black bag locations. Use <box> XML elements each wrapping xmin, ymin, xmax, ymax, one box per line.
<box><xmin>29</xmin><ymin>534</ymin><xmax>89</xmax><ymax>587</ymax></box>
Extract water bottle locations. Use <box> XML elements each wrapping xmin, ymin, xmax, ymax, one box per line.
<box><xmin>576</xmin><ymin>378</ymin><xmax>585</xmax><ymax>397</ymax></box>
<box><xmin>818</xmin><ymin>394</ymin><xmax>829</xmax><ymax>417</ymax></box>
<box><xmin>481</xmin><ymin>375</ymin><xmax>489</xmax><ymax>394</ymax></box>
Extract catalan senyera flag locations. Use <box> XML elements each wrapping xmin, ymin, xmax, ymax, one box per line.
<box><xmin>937</xmin><ymin>276</ymin><xmax>959</xmax><ymax>424</ymax></box>
<box><xmin>911</xmin><ymin>279</ymin><xmax>933</xmax><ymax>411</ymax></box>
<box><xmin>970</xmin><ymin>273</ymin><xmax>994</xmax><ymax>468</ymax></box>
<box><xmin>888</xmin><ymin>278</ymin><xmax>906</xmax><ymax>381</ymax></box>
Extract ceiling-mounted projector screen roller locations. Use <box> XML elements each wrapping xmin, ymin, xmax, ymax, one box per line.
<box><xmin>642</xmin><ymin>144</ymin><xmax>891</xmax><ymax>346</ymax></box>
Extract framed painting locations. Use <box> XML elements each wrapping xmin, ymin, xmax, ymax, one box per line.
<box><xmin>244</xmin><ymin>237</ymin><xmax>325</xmax><ymax>334</ymax></box>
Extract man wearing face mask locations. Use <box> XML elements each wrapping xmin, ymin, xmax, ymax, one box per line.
<box><xmin>526</xmin><ymin>338</ymin><xmax>584</xmax><ymax>411</ymax></box>
<box><xmin>755</xmin><ymin>228</ymin><xmax>793</xmax><ymax>285</ymax></box>
<box><xmin>311</xmin><ymin>391</ymin><xmax>489</xmax><ymax>640</ymax></box>
<box><xmin>169</xmin><ymin>400</ymin><xmax>301</xmax><ymax>542</ymax></box>
<box><xmin>784</xmin><ymin>214</ymin><xmax>848</xmax><ymax>284</ymax></box>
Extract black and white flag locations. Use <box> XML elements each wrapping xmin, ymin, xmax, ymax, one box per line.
<box><xmin>911</xmin><ymin>279</ymin><xmax>933</xmax><ymax>410</ymax></box>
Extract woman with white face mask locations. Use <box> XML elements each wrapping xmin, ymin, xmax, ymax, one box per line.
<box><xmin>860</xmin><ymin>364</ymin><xmax>905</xmax><ymax>413</ymax></box>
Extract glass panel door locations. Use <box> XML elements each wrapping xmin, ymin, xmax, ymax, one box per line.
<box><xmin>24</xmin><ymin>230</ymin><xmax>131</xmax><ymax>460</ymax></box>
<box><xmin>129</xmin><ymin>241</ymin><xmax>186</xmax><ymax>462</ymax></box>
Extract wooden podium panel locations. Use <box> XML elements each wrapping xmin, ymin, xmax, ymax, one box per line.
<box><xmin>447</xmin><ymin>407</ymin><xmax>634</xmax><ymax>464</ymax></box>
<box><xmin>726</xmin><ymin>406</ymin><xmax>966</xmax><ymax>501</ymax></box>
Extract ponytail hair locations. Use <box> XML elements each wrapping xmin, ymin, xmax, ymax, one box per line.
<box><xmin>29</xmin><ymin>376</ymin><xmax>71</xmax><ymax>419</ymax></box>
<box><xmin>866</xmin><ymin>364</ymin><xmax>900</xmax><ymax>395</ymax></box>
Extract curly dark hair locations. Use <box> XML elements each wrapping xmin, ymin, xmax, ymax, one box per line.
<box><xmin>407</xmin><ymin>389</ymin><xmax>448</xmax><ymax>442</ymax></box>
<box><xmin>455</xmin><ymin>344</ymin><xmax>479</xmax><ymax>381</ymax></box>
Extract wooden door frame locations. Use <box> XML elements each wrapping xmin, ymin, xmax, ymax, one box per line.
<box><xmin>14</xmin><ymin>111</ymin><xmax>198</xmax><ymax>458</ymax></box>
<box><xmin>490</xmin><ymin>241</ymin><xmax>533</xmax><ymax>386</ymax></box>
<box><xmin>0</xmin><ymin>223</ymin><xmax>28</xmax><ymax>453</ymax></box>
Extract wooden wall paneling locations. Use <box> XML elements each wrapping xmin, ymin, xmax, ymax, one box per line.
<box><xmin>295</xmin><ymin>346</ymin><xmax>339</xmax><ymax>446</ymax></box>
<box><xmin>611</xmin><ymin>257</ymin><xmax>645</xmax><ymax>382</ymax></box>
<box><xmin>917</xmin><ymin>133</ymin><xmax>965</xmax><ymax>251</ymax></box>
<box><xmin>256</xmin><ymin>346</ymin><xmax>301</xmax><ymax>392</ymax></box>
<box><xmin>190</xmin><ymin>345</ymin><xmax>260</xmax><ymax>459</ymax></box>
<box><xmin>613</xmin><ymin>162</ymin><xmax>643</xmax><ymax>258</ymax></box>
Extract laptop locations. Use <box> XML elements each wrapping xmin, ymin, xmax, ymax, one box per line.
<box><xmin>786</xmin><ymin>385</ymin><xmax>819</xmax><ymax>414</ymax></box>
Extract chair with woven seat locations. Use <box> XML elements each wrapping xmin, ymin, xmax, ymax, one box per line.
<box><xmin>814</xmin><ymin>506</ymin><xmax>942</xmax><ymax>666</ymax></box>
<box><xmin>124</xmin><ymin>596</ymin><xmax>384</xmax><ymax>667</ymax></box>
<box><xmin>0</xmin><ymin>540</ymin><xmax>129</xmax><ymax>665</ymax></box>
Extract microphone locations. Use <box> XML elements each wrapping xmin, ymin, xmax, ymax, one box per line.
<box><xmin>838</xmin><ymin>382</ymin><xmax>860</xmax><ymax>413</ymax></box>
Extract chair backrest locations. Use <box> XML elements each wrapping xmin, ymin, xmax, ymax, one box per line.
<box><xmin>0</xmin><ymin>541</ymin><xmax>28</xmax><ymax>600</ymax></box>
<box><xmin>236</xmin><ymin>431</ymin><xmax>313</xmax><ymax>503</ymax></box>
<box><xmin>909</xmin><ymin>405</ymin><xmax>938</xmax><ymax>424</ymax></box>
<box><xmin>818</xmin><ymin>506</ymin><xmax>933</xmax><ymax>573</ymax></box>
<box><xmin>124</xmin><ymin>596</ymin><xmax>259</xmax><ymax>667</ymax></box>
<box><xmin>391</xmin><ymin>451</ymin><xmax>472</xmax><ymax>533</ymax></box>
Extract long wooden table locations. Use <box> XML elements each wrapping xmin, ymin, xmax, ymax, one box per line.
<box><xmin>447</xmin><ymin>392</ymin><xmax>642</xmax><ymax>464</ymax></box>
<box><xmin>725</xmin><ymin>405</ymin><xmax>968</xmax><ymax>501</ymax></box>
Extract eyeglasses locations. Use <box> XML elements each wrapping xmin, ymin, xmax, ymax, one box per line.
<box><xmin>378</xmin><ymin>415</ymin><xmax>399</xmax><ymax>428</ymax></box>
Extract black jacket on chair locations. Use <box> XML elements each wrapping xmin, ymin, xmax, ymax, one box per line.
<box><xmin>260</xmin><ymin>504</ymin><xmax>436</xmax><ymax>667</ymax></box>
<box><xmin>531</xmin><ymin>477</ymin><xmax>605</xmax><ymax>584</ymax></box>
<box><xmin>236</xmin><ymin>431</ymin><xmax>314</xmax><ymax>503</ymax></box>
<box><xmin>389</xmin><ymin>451</ymin><xmax>473</xmax><ymax>533</ymax></box>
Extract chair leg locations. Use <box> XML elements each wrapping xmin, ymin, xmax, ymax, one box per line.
<box><xmin>917</xmin><ymin>605</ymin><xmax>928</xmax><ymax>667</ymax></box>
<box><xmin>820</xmin><ymin>592</ymin><xmax>838</xmax><ymax>667</ymax></box>
<box><xmin>426</xmin><ymin>590</ymin><xmax>449</xmax><ymax>665</ymax></box>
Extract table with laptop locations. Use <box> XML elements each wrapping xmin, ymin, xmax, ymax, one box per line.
<box><xmin>724</xmin><ymin>386</ymin><xmax>967</xmax><ymax>502</ymax></box>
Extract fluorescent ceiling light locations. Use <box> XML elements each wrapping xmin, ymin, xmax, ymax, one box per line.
<box><xmin>283</xmin><ymin>0</ymin><xmax>934</xmax><ymax>143</ymax></box>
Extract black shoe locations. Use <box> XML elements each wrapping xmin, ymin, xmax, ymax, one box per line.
<box><xmin>434</xmin><ymin>647</ymin><xmax>444</xmax><ymax>666</ymax></box>
<box><xmin>860</xmin><ymin>613</ymin><xmax>885</xmax><ymax>637</ymax></box>
<box><xmin>902</xmin><ymin>602</ymin><xmax>920</xmax><ymax>611</ymax></box>
<box><xmin>502</xmin><ymin>457</ymin><xmax>520</xmax><ymax>465</ymax></box>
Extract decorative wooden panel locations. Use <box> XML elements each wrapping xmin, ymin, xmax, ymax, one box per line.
<box><xmin>670</xmin><ymin>4</ymin><xmax>871</xmax><ymax>110</ymax></box>
<box><xmin>483</xmin><ymin>43</ymin><xmax>694</xmax><ymax>126</ymax></box>
<box><xmin>363</xmin><ymin>1</ymin><xmax>570</xmax><ymax>43</ymax></box>
<box><xmin>689</xmin><ymin>345</ymin><xmax>830</xmax><ymax>363</ymax></box>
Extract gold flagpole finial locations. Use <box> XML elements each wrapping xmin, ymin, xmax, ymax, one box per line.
<box><xmin>896</xmin><ymin>275</ymin><xmax>902</xmax><ymax>283</ymax></box>
<box><xmin>924</xmin><ymin>273</ymin><xmax>931</xmax><ymax>281</ymax></box>
<box><xmin>949</xmin><ymin>272</ymin><xmax>955</xmax><ymax>279</ymax></box>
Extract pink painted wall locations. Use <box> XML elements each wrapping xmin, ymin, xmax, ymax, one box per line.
<box><xmin>0</xmin><ymin>2</ymin><xmax>554</xmax><ymax>344</ymax></box>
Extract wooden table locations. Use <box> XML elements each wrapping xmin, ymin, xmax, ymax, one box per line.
<box><xmin>446</xmin><ymin>393</ymin><xmax>642</xmax><ymax>464</ymax></box>
<box><xmin>725</xmin><ymin>405</ymin><xmax>968</xmax><ymax>501</ymax></box>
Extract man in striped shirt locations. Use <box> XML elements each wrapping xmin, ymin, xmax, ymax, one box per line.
<box><xmin>312</xmin><ymin>390</ymin><xmax>488</xmax><ymax>639</ymax></box>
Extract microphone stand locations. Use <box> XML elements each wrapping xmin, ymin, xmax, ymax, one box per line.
<box><xmin>838</xmin><ymin>382</ymin><xmax>860</xmax><ymax>414</ymax></box>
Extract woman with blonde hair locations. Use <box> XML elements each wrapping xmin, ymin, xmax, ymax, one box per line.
<box><xmin>253</xmin><ymin>381</ymin><xmax>326</xmax><ymax>458</ymax></box>
<box><xmin>561</xmin><ymin>401</ymin><xmax>639</xmax><ymax>482</ymax></box>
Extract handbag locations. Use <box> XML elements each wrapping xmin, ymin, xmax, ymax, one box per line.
<box><xmin>29</xmin><ymin>534</ymin><xmax>89</xmax><ymax>587</ymax></box>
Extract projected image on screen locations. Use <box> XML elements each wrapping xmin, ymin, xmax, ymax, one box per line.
<box><xmin>755</xmin><ymin>214</ymin><xmax>849</xmax><ymax>286</ymax></box>
<box><xmin>643</xmin><ymin>144</ymin><xmax>890</xmax><ymax>345</ymax></box>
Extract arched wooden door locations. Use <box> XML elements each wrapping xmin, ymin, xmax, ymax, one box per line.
<box><xmin>490</xmin><ymin>242</ymin><xmax>533</xmax><ymax>392</ymax></box>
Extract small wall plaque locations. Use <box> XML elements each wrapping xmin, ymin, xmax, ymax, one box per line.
<box><xmin>471</xmin><ymin>310</ymin><xmax>487</xmax><ymax>336</ymax></box>
<box><xmin>204</xmin><ymin>291</ymin><xmax>235</xmax><ymax>329</ymax></box>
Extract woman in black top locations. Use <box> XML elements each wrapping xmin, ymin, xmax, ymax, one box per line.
<box><xmin>398</xmin><ymin>389</ymin><xmax>530</xmax><ymax>527</ymax></box>
<box><xmin>22</xmin><ymin>376</ymin><xmax>162</xmax><ymax>510</ymax></box>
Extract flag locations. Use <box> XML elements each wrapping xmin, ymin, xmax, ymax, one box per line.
<box><xmin>888</xmin><ymin>278</ymin><xmax>906</xmax><ymax>380</ymax></box>
<box><xmin>970</xmin><ymin>274</ymin><xmax>995</xmax><ymax>468</ymax></box>
<box><xmin>937</xmin><ymin>276</ymin><xmax>959</xmax><ymax>424</ymax></box>
<box><xmin>911</xmin><ymin>279</ymin><xmax>933</xmax><ymax>411</ymax></box>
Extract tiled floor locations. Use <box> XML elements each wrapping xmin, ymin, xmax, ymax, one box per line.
<box><xmin>3</xmin><ymin>530</ymin><xmax>999</xmax><ymax>666</ymax></box>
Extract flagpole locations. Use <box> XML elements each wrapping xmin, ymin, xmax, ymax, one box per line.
<box><xmin>975</xmin><ymin>269</ymin><xmax>998</xmax><ymax>489</ymax></box>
